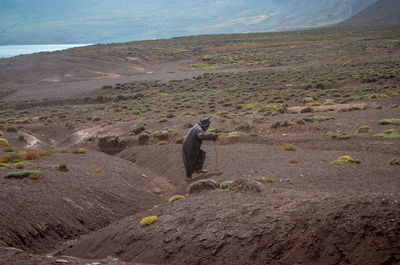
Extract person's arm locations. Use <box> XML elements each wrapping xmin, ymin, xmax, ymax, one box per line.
<box><xmin>195</xmin><ymin>128</ymin><xmax>218</xmax><ymax>141</ymax></box>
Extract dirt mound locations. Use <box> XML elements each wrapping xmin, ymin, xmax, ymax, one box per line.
<box><xmin>0</xmin><ymin>149</ymin><xmax>166</xmax><ymax>253</ymax></box>
<box><xmin>98</xmin><ymin>136</ymin><xmax>127</xmax><ymax>155</ymax></box>
<box><xmin>60</xmin><ymin>190</ymin><xmax>400</xmax><ymax>265</ymax></box>
<box><xmin>228</xmin><ymin>178</ymin><xmax>263</xmax><ymax>192</ymax></box>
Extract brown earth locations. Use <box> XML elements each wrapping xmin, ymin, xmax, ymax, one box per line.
<box><xmin>0</xmin><ymin>25</ymin><xmax>400</xmax><ymax>265</ymax></box>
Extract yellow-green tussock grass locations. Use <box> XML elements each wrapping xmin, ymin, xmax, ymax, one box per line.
<box><xmin>281</xmin><ymin>142</ymin><xmax>297</xmax><ymax>151</ymax></box>
<box><xmin>379</xmin><ymin>118</ymin><xmax>400</xmax><ymax>125</ymax></box>
<box><xmin>329</xmin><ymin>155</ymin><xmax>360</xmax><ymax>164</ymax></box>
<box><xmin>169</xmin><ymin>195</ymin><xmax>184</xmax><ymax>202</ymax></box>
<box><xmin>39</xmin><ymin>150</ymin><xmax>55</xmax><ymax>156</ymax></box>
<box><xmin>218</xmin><ymin>131</ymin><xmax>246</xmax><ymax>138</ymax></box>
<box><xmin>140</xmin><ymin>216</ymin><xmax>158</xmax><ymax>226</ymax></box>
<box><xmin>92</xmin><ymin>168</ymin><xmax>104</xmax><ymax>173</ymax></box>
<box><xmin>2</xmin><ymin>170</ymin><xmax>43</xmax><ymax>179</ymax></box>
<box><xmin>0</xmin><ymin>138</ymin><xmax>9</xmax><ymax>147</ymax></box>
<box><xmin>187</xmin><ymin>179</ymin><xmax>220</xmax><ymax>194</ymax></box>
<box><xmin>358</xmin><ymin>125</ymin><xmax>369</xmax><ymax>133</ymax></box>
<box><xmin>220</xmin><ymin>180</ymin><xmax>233</xmax><ymax>189</ymax></box>
<box><xmin>0</xmin><ymin>130</ymin><xmax>3</xmax><ymax>136</ymax></box>
<box><xmin>374</xmin><ymin>129</ymin><xmax>400</xmax><ymax>138</ymax></box>
<box><xmin>228</xmin><ymin>179</ymin><xmax>264</xmax><ymax>192</ymax></box>
<box><xmin>258</xmin><ymin>177</ymin><xmax>275</xmax><ymax>183</ymax></box>
<box><xmin>157</xmin><ymin>140</ymin><xmax>168</xmax><ymax>145</ymax></box>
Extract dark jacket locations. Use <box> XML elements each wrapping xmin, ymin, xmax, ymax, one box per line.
<box><xmin>182</xmin><ymin>120</ymin><xmax>216</xmax><ymax>178</ymax></box>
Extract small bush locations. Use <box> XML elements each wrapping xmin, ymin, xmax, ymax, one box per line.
<box><xmin>329</xmin><ymin>155</ymin><xmax>360</xmax><ymax>164</ymax></box>
<box><xmin>2</xmin><ymin>170</ymin><xmax>43</xmax><ymax>179</ymax></box>
<box><xmin>140</xmin><ymin>216</ymin><xmax>158</xmax><ymax>226</ymax></box>
<box><xmin>39</xmin><ymin>150</ymin><xmax>55</xmax><ymax>156</ymax></box>
<box><xmin>220</xmin><ymin>180</ymin><xmax>233</xmax><ymax>189</ymax></box>
<box><xmin>258</xmin><ymin>177</ymin><xmax>276</xmax><ymax>183</ymax></box>
<box><xmin>281</xmin><ymin>142</ymin><xmax>297</xmax><ymax>151</ymax></box>
<box><xmin>0</xmin><ymin>154</ymin><xmax>22</xmax><ymax>163</ymax></box>
<box><xmin>58</xmin><ymin>163</ymin><xmax>69</xmax><ymax>172</ymax></box>
<box><xmin>157</xmin><ymin>140</ymin><xmax>168</xmax><ymax>145</ymax></box>
<box><xmin>4</xmin><ymin>147</ymin><xmax>14</xmax><ymax>152</ymax></box>
<box><xmin>187</xmin><ymin>179</ymin><xmax>220</xmax><ymax>194</ymax></box>
<box><xmin>169</xmin><ymin>195</ymin><xmax>184</xmax><ymax>202</ymax></box>
<box><xmin>358</xmin><ymin>125</ymin><xmax>369</xmax><ymax>133</ymax></box>
<box><xmin>130</xmin><ymin>122</ymin><xmax>146</xmax><ymax>135</ymax></box>
<box><xmin>59</xmin><ymin>149</ymin><xmax>70</xmax><ymax>153</ymax></box>
<box><xmin>71</xmin><ymin>148</ymin><xmax>87</xmax><ymax>154</ymax></box>
<box><xmin>23</xmin><ymin>151</ymin><xmax>40</xmax><ymax>160</ymax></box>
<box><xmin>228</xmin><ymin>179</ymin><xmax>264</xmax><ymax>192</ymax></box>
<box><xmin>323</xmin><ymin>99</ymin><xmax>335</xmax><ymax>105</ymax></box>
<box><xmin>374</xmin><ymin>129</ymin><xmax>400</xmax><ymax>138</ymax></box>
<box><xmin>0</xmin><ymin>138</ymin><xmax>9</xmax><ymax>147</ymax></box>
<box><xmin>379</xmin><ymin>119</ymin><xmax>400</xmax><ymax>125</ymax></box>
<box><xmin>92</xmin><ymin>168</ymin><xmax>104</xmax><ymax>173</ymax></box>
<box><xmin>84</xmin><ymin>136</ymin><xmax>96</xmax><ymax>142</ymax></box>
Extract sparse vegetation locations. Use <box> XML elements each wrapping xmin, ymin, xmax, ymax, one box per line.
<box><xmin>140</xmin><ymin>216</ymin><xmax>158</xmax><ymax>226</ymax></box>
<box><xmin>187</xmin><ymin>179</ymin><xmax>220</xmax><ymax>194</ymax></box>
<box><xmin>23</xmin><ymin>151</ymin><xmax>40</xmax><ymax>160</ymax></box>
<box><xmin>281</xmin><ymin>142</ymin><xmax>297</xmax><ymax>151</ymax></box>
<box><xmin>374</xmin><ymin>129</ymin><xmax>400</xmax><ymax>138</ymax></box>
<box><xmin>169</xmin><ymin>195</ymin><xmax>185</xmax><ymax>202</ymax></box>
<box><xmin>130</xmin><ymin>122</ymin><xmax>146</xmax><ymax>135</ymax></box>
<box><xmin>71</xmin><ymin>148</ymin><xmax>87</xmax><ymax>154</ymax></box>
<box><xmin>329</xmin><ymin>155</ymin><xmax>360</xmax><ymax>164</ymax></box>
<box><xmin>92</xmin><ymin>168</ymin><xmax>104</xmax><ymax>173</ymax></box>
<box><xmin>379</xmin><ymin>118</ymin><xmax>400</xmax><ymax>125</ymax></box>
<box><xmin>389</xmin><ymin>158</ymin><xmax>400</xmax><ymax>165</ymax></box>
<box><xmin>0</xmin><ymin>138</ymin><xmax>9</xmax><ymax>147</ymax></box>
<box><xmin>228</xmin><ymin>179</ymin><xmax>264</xmax><ymax>192</ymax></box>
<box><xmin>2</xmin><ymin>170</ymin><xmax>43</xmax><ymax>179</ymax></box>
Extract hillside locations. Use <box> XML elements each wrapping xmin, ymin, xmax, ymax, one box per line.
<box><xmin>0</xmin><ymin>23</ymin><xmax>399</xmax><ymax>264</ymax></box>
<box><xmin>339</xmin><ymin>0</ymin><xmax>400</xmax><ymax>25</ymax></box>
<box><xmin>0</xmin><ymin>0</ymin><xmax>377</xmax><ymax>45</ymax></box>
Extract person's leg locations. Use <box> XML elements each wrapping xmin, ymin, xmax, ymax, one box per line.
<box><xmin>195</xmin><ymin>149</ymin><xmax>207</xmax><ymax>173</ymax></box>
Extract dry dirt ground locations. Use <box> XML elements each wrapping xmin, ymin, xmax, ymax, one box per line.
<box><xmin>0</xmin><ymin>25</ymin><xmax>400</xmax><ymax>264</ymax></box>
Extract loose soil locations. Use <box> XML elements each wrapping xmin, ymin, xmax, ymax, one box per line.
<box><xmin>0</xmin><ymin>24</ymin><xmax>399</xmax><ymax>264</ymax></box>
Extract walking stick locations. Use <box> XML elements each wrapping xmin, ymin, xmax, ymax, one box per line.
<box><xmin>213</xmin><ymin>141</ymin><xmax>219</xmax><ymax>171</ymax></box>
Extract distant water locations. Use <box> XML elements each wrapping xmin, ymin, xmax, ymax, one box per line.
<box><xmin>0</xmin><ymin>44</ymin><xmax>90</xmax><ymax>58</ymax></box>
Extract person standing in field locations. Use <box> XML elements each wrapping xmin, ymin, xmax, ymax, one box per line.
<box><xmin>182</xmin><ymin>117</ymin><xmax>218</xmax><ymax>181</ymax></box>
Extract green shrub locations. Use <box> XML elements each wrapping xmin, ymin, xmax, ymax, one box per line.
<box><xmin>329</xmin><ymin>155</ymin><xmax>360</xmax><ymax>164</ymax></box>
<box><xmin>379</xmin><ymin>119</ymin><xmax>400</xmax><ymax>125</ymax></box>
<box><xmin>187</xmin><ymin>179</ymin><xmax>220</xmax><ymax>194</ymax></box>
<box><xmin>2</xmin><ymin>170</ymin><xmax>43</xmax><ymax>179</ymax></box>
<box><xmin>130</xmin><ymin>122</ymin><xmax>146</xmax><ymax>135</ymax></box>
<box><xmin>220</xmin><ymin>180</ymin><xmax>233</xmax><ymax>189</ymax></box>
<box><xmin>281</xmin><ymin>142</ymin><xmax>297</xmax><ymax>151</ymax></box>
<box><xmin>374</xmin><ymin>129</ymin><xmax>400</xmax><ymax>138</ymax></box>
